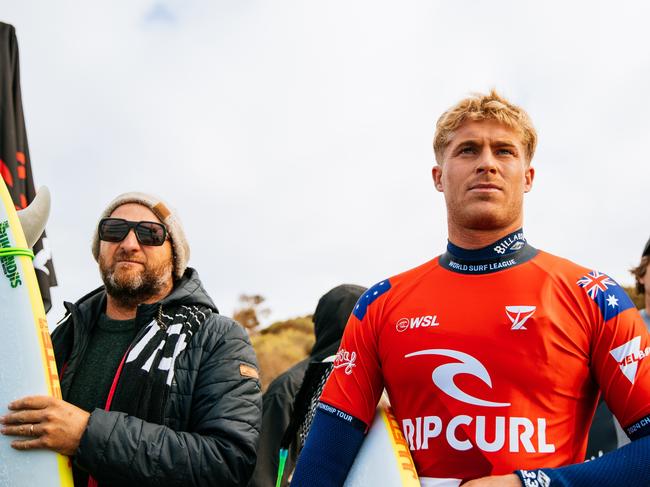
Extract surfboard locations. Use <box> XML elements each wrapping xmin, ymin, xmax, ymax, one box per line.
<box><xmin>344</xmin><ymin>405</ymin><xmax>420</xmax><ymax>486</ymax></box>
<box><xmin>0</xmin><ymin>177</ymin><xmax>73</xmax><ymax>486</ymax></box>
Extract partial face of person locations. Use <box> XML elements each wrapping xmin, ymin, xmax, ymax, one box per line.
<box><xmin>432</xmin><ymin>120</ymin><xmax>534</xmax><ymax>232</ymax></box>
<box><xmin>641</xmin><ymin>261</ymin><xmax>650</xmax><ymax>299</ymax></box>
<box><xmin>98</xmin><ymin>203</ymin><xmax>173</xmax><ymax>306</ymax></box>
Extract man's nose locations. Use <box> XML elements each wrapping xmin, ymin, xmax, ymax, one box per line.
<box><xmin>119</xmin><ymin>229</ymin><xmax>141</xmax><ymax>250</ymax></box>
<box><xmin>476</xmin><ymin>148</ymin><xmax>498</xmax><ymax>174</ymax></box>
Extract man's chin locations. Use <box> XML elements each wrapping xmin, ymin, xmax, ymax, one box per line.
<box><xmin>109</xmin><ymin>270</ymin><xmax>144</xmax><ymax>290</ymax></box>
<box><xmin>100</xmin><ymin>257</ymin><xmax>173</xmax><ymax>307</ymax></box>
<box><xmin>456</xmin><ymin>207</ymin><xmax>514</xmax><ymax>231</ymax></box>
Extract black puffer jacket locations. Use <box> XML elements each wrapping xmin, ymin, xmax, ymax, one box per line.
<box><xmin>249</xmin><ymin>284</ymin><xmax>366</xmax><ymax>487</ymax></box>
<box><xmin>51</xmin><ymin>268</ymin><xmax>262</xmax><ymax>487</ymax></box>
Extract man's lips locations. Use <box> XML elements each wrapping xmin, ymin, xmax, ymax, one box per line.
<box><xmin>115</xmin><ymin>260</ymin><xmax>145</xmax><ymax>266</ymax></box>
<box><xmin>468</xmin><ymin>183</ymin><xmax>502</xmax><ymax>191</ymax></box>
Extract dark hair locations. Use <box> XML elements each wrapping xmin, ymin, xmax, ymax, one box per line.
<box><xmin>630</xmin><ymin>255</ymin><xmax>650</xmax><ymax>294</ymax></box>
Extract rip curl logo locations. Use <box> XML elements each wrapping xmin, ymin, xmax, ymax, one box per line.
<box><xmin>405</xmin><ymin>349</ymin><xmax>510</xmax><ymax>407</ymax></box>
<box><xmin>402</xmin><ymin>348</ymin><xmax>557</xmax><ymax>455</ymax></box>
<box><xmin>333</xmin><ymin>349</ymin><xmax>357</xmax><ymax>375</ymax></box>
<box><xmin>0</xmin><ymin>220</ymin><xmax>22</xmax><ymax>288</ymax></box>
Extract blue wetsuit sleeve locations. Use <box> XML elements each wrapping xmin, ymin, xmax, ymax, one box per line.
<box><xmin>291</xmin><ymin>403</ymin><xmax>367</xmax><ymax>487</ymax></box>
<box><xmin>515</xmin><ymin>420</ymin><xmax>650</xmax><ymax>487</ymax></box>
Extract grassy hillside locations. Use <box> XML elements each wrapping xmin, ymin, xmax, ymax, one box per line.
<box><xmin>250</xmin><ymin>316</ymin><xmax>315</xmax><ymax>391</ymax></box>
<box><xmin>624</xmin><ymin>286</ymin><xmax>645</xmax><ymax>310</ymax></box>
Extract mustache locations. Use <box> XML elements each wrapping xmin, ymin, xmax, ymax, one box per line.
<box><xmin>112</xmin><ymin>250</ymin><xmax>146</xmax><ymax>265</ymax></box>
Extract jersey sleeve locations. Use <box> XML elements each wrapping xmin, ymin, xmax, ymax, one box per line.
<box><xmin>580</xmin><ymin>271</ymin><xmax>650</xmax><ymax>437</ymax></box>
<box><xmin>319</xmin><ymin>280</ymin><xmax>389</xmax><ymax>428</ymax></box>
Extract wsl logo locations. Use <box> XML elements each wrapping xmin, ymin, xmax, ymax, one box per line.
<box><xmin>396</xmin><ymin>315</ymin><xmax>439</xmax><ymax>332</ymax></box>
<box><xmin>0</xmin><ymin>220</ymin><xmax>22</xmax><ymax>288</ymax></box>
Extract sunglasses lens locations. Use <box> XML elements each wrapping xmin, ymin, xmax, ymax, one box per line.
<box><xmin>136</xmin><ymin>222</ymin><xmax>167</xmax><ymax>246</ymax></box>
<box><xmin>99</xmin><ymin>219</ymin><xmax>129</xmax><ymax>242</ymax></box>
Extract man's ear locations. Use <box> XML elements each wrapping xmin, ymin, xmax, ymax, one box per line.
<box><xmin>524</xmin><ymin>166</ymin><xmax>535</xmax><ymax>193</ymax></box>
<box><xmin>432</xmin><ymin>165</ymin><xmax>444</xmax><ymax>192</ymax></box>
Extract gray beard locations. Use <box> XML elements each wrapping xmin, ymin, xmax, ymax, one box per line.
<box><xmin>100</xmin><ymin>255</ymin><xmax>173</xmax><ymax>308</ymax></box>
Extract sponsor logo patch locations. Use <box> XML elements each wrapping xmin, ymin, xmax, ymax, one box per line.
<box><xmin>519</xmin><ymin>470</ymin><xmax>552</xmax><ymax>487</ymax></box>
<box><xmin>402</xmin><ymin>348</ymin><xmax>557</xmax><ymax>454</ymax></box>
<box><xmin>402</xmin><ymin>415</ymin><xmax>555</xmax><ymax>454</ymax></box>
<box><xmin>333</xmin><ymin>348</ymin><xmax>357</xmax><ymax>375</ymax></box>
<box><xmin>493</xmin><ymin>231</ymin><xmax>526</xmax><ymax>254</ymax></box>
<box><xmin>511</xmin><ymin>241</ymin><xmax>526</xmax><ymax>251</ymax></box>
<box><xmin>506</xmin><ymin>305</ymin><xmax>536</xmax><ymax>330</ymax></box>
<box><xmin>239</xmin><ymin>364</ymin><xmax>259</xmax><ymax>379</ymax></box>
<box><xmin>610</xmin><ymin>336</ymin><xmax>649</xmax><ymax>384</ymax></box>
<box><xmin>405</xmin><ymin>349</ymin><xmax>509</xmax><ymax>407</ymax></box>
<box><xmin>396</xmin><ymin>315</ymin><xmax>439</xmax><ymax>332</ymax></box>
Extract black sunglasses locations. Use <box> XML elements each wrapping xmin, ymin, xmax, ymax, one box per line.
<box><xmin>98</xmin><ymin>218</ymin><xmax>168</xmax><ymax>246</ymax></box>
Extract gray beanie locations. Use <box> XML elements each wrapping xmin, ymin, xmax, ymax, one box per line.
<box><xmin>91</xmin><ymin>192</ymin><xmax>190</xmax><ymax>279</ymax></box>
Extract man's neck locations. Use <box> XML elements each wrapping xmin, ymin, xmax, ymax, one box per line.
<box><xmin>105</xmin><ymin>282</ymin><xmax>174</xmax><ymax>320</ymax></box>
<box><xmin>105</xmin><ymin>298</ymin><xmax>138</xmax><ymax>320</ymax></box>
<box><xmin>447</xmin><ymin>220</ymin><xmax>523</xmax><ymax>250</ymax></box>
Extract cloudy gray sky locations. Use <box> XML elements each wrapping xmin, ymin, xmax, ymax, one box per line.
<box><xmin>2</xmin><ymin>1</ymin><xmax>649</xmax><ymax>326</ymax></box>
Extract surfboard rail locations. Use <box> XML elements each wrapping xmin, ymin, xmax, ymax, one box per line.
<box><xmin>344</xmin><ymin>405</ymin><xmax>420</xmax><ymax>486</ymax></box>
<box><xmin>0</xmin><ymin>178</ymin><xmax>73</xmax><ymax>487</ymax></box>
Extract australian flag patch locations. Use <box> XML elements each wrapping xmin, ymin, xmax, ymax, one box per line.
<box><xmin>353</xmin><ymin>279</ymin><xmax>391</xmax><ymax>321</ymax></box>
<box><xmin>577</xmin><ymin>270</ymin><xmax>635</xmax><ymax>321</ymax></box>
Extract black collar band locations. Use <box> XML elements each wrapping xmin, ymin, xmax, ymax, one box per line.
<box><xmin>447</xmin><ymin>228</ymin><xmax>527</xmax><ymax>261</ymax></box>
<box><xmin>440</xmin><ymin>230</ymin><xmax>538</xmax><ymax>274</ymax></box>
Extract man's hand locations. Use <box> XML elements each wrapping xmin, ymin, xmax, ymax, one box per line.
<box><xmin>464</xmin><ymin>474</ymin><xmax>522</xmax><ymax>486</ymax></box>
<box><xmin>0</xmin><ymin>396</ymin><xmax>90</xmax><ymax>456</ymax></box>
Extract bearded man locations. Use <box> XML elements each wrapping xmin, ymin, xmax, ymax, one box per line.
<box><xmin>0</xmin><ymin>192</ymin><xmax>262</xmax><ymax>487</ymax></box>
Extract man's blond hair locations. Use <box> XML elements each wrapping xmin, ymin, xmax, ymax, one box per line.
<box><xmin>433</xmin><ymin>90</ymin><xmax>537</xmax><ymax>164</ymax></box>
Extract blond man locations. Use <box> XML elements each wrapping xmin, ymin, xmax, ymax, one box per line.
<box><xmin>291</xmin><ymin>91</ymin><xmax>650</xmax><ymax>486</ymax></box>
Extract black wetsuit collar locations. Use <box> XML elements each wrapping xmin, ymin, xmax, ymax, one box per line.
<box><xmin>439</xmin><ymin>228</ymin><xmax>538</xmax><ymax>274</ymax></box>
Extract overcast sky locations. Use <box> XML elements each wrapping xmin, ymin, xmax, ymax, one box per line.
<box><xmin>2</xmin><ymin>1</ymin><xmax>649</xmax><ymax>326</ymax></box>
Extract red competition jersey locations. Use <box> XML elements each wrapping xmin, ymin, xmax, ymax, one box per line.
<box><xmin>321</xmin><ymin>242</ymin><xmax>650</xmax><ymax>482</ymax></box>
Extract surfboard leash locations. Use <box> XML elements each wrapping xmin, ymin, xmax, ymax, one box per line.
<box><xmin>0</xmin><ymin>247</ymin><xmax>35</xmax><ymax>259</ymax></box>
<box><xmin>275</xmin><ymin>448</ymin><xmax>289</xmax><ymax>487</ymax></box>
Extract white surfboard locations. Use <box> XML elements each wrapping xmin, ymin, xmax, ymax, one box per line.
<box><xmin>0</xmin><ymin>178</ymin><xmax>73</xmax><ymax>486</ymax></box>
<box><xmin>344</xmin><ymin>406</ymin><xmax>420</xmax><ymax>486</ymax></box>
